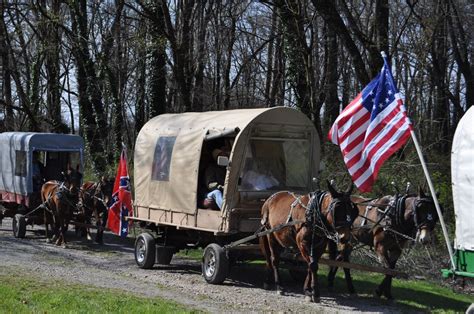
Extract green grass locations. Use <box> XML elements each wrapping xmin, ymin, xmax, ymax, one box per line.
<box><xmin>176</xmin><ymin>248</ymin><xmax>204</xmax><ymax>260</ymax></box>
<box><xmin>0</xmin><ymin>272</ymin><xmax>196</xmax><ymax>313</ymax></box>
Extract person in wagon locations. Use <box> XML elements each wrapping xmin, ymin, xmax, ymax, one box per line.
<box><xmin>32</xmin><ymin>152</ymin><xmax>45</xmax><ymax>192</ymax></box>
<box><xmin>203</xmin><ymin>147</ymin><xmax>229</xmax><ymax>210</ymax></box>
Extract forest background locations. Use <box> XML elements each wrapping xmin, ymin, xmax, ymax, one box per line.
<box><xmin>1</xmin><ymin>1</ymin><xmax>473</xmax><ymax>259</ymax></box>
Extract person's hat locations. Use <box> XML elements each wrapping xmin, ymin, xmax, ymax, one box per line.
<box><xmin>212</xmin><ymin>148</ymin><xmax>223</xmax><ymax>160</ymax></box>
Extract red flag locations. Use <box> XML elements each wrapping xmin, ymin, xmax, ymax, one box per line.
<box><xmin>328</xmin><ymin>56</ymin><xmax>412</xmax><ymax>192</ymax></box>
<box><xmin>107</xmin><ymin>148</ymin><xmax>133</xmax><ymax>237</ymax></box>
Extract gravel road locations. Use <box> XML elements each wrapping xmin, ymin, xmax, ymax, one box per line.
<box><xmin>0</xmin><ymin>218</ymin><xmax>399</xmax><ymax>313</ymax></box>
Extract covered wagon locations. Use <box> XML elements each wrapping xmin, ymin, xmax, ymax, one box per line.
<box><xmin>443</xmin><ymin>106</ymin><xmax>474</xmax><ymax>278</ymax></box>
<box><xmin>0</xmin><ymin>132</ymin><xmax>84</xmax><ymax>236</ymax></box>
<box><xmin>132</xmin><ymin>107</ymin><xmax>321</xmax><ymax>282</ymax></box>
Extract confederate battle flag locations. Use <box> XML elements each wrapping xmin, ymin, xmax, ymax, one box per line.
<box><xmin>107</xmin><ymin>147</ymin><xmax>133</xmax><ymax>237</ymax></box>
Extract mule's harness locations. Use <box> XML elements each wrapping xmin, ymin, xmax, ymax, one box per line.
<box><xmin>287</xmin><ymin>191</ymin><xmax>344</xmax><ymax>248</ymax></box>
<box><xmin>354</xmin><ymin>194</ymin><xmax>436</xmax><ymax>245</ymax></box>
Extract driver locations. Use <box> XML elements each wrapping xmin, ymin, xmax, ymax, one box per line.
<box><xmin>203</xmin><ymin>148</ymin><xmax>229</xmax><ymax>210</ymax></box>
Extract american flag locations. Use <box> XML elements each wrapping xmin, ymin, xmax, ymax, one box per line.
<box><xmin>107</xmin><ymin>148</ymin><xmax>133</xmax><ymax>237</ymax></box>
<box><xmin>328</xmin><ymin>55</ymin><xmax>412</xmax><ymax>192</ymax></box>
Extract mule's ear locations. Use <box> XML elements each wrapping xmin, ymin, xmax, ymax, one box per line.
<box><xmin>327</xmin><ymin>179</ymin><xmax>338</xmax><ymax>196</ymax></box>
<box><xmin>418</xmin><ymin>185</ymin><xmax>426</xmax><ymax>198</ymax></box>
<box><xmin>345</xmin><ymin>183</ymin><xmax>354</xmax><ymax>195</ymax></box>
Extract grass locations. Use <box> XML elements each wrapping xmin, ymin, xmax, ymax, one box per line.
<box><xmin>0</xmin><ymin>272</ymin><xmax>196</xmax><ymax>314</ymax></box>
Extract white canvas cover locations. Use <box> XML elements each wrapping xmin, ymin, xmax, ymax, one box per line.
<box><xmin>0</xmin><ymin>132</ymin><xmax>84</xmax><ymax>196</ymax></box>
<box><xmin>452</xmin><ymin>107</ymin><xmax>474</xmax><ymax>251</ymax></box>
<box><xmin>134</xmin><ymin>107</ymin><xmax>319</xmax><ymax>216</ymax></box>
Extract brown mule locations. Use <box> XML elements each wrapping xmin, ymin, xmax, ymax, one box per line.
<box><xmin>327</xmin><ymin>186</ymin><xmax>439</xmax><ymax>299</ymax></box>
<box><xmin>78</xmin><ymin>177</ymin><xmax>113</xmax><ymax>243</ymax></box>
<box><xmin>41</xmin><ymin>166</ymin><xmax>82</xmax><ymax>247</ymax></box>
<box><xmin>259</xmin><ymin>181</ymin><xmax>358</xmax><ymax>302</ymax></box>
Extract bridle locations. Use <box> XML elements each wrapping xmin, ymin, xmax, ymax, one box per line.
<box><xmin>411</xmin><ymin>196</ymin><xmax>437</xmax><ymax>231</ymax></box>
<box><xmin>328</xmin><ymin>196</ymin><xmax>358</xmax><ymax>230</ymax></box>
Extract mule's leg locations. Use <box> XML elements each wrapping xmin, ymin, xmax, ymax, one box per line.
<box><xmin>382</xmin><ymin>248</ymin><xmax>401</xmax><ymax>300</ymax></box>
<box><xmin>341</xmin><ymin>246</ymin><xmax>356</xmax><ymax>294</ymax></box>
<box><xmin>297</xmin><ymin>229</ymin><xmax>320</xmax><ymax>302</ymax></box>
<box><xmin>259</xmin><ymin>236</ymin><xmax>275</xmax><ymax>290</ymax></box>
<box><xmin>54</xmin><ymin>217</ymin><xmax>62</xmax><ymax>246</ymax></box>
<box><xmin>374</xmin><ymin>242</ymin><xmax>401</xmax><ymax>299</ymax></box>
<box><xmin>44</xmin><ymin>209</ymin><xmax>52</xmax><ymax>243</ymax></box>
<box><xmin>267</xmin><ymin>235</ymin><xmax>284</xmax><ymax>294</ymax></box>
<box><xmin>327</xmin><ymin>241</ymin><xmax>338</xmax><ymax>291</ymax></box>
<box><xmin>94</xmin><ymin>205</ymin><xmax>103</xmax><ymax>244</ymax></box>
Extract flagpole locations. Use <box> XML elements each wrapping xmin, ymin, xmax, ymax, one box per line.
<box><xmin>409</xmin><ymin>129</ymin><xmax>456</xmax><ymax>270</ymax></box>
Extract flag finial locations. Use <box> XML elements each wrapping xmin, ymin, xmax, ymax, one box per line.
<box><xmin>380</xmin><ymin>51</ymin><xmax>387</xmax><ymax>58</ymax></box>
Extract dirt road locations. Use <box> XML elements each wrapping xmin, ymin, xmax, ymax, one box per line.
<box><xmin>0</xmin><ymin>218</ymin><xmax>398</xmax><ymax>313</ymax></box>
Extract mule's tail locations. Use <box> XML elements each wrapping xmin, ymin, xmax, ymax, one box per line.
<box><xmin>260</xmin><ymin>199</ymin><xmax>270</xmax><ymax>226</ymax></box>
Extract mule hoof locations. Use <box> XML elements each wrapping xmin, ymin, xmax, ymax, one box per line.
<box><xmin>304</xmin><ymin>296</ymin><xmax>312</xmax><ymax>303</ymax></box>
<box><xmin>348</xmin><ymin>288</ymin><xmax>356</xmax><ymax>294</ymax></box>
<box><xmin>263</xmin><ymin>282</ymin><xmax>272</xmax><ymax>291</ymax></box>
<box><xmin>276</xmin><ymin>287</ymin><xmax>284</xmax><ymax>295</ymax></box>
<box><xmin>312</xmin><ymin>296</ymin><xmax>321</xmax><ymax>303</ymax></box>
<box><xmin>46</xmin><ymin>238</ymin><xmax>52</xmax><ymax>244</ymax></box>
<box><xmin>86</xmin><ymin>234</ymin><xmax>92</xmax><ymax>241</ymax></box>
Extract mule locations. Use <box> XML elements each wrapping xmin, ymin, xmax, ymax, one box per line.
<box><xmin>78</xmin><ymin>177</ymin><xmax>114</xmax><ymax>243</ymax></box>
<box><xmin>259</xmin><ymin>181</ymin><xmax>358</xmax><ymax>302</ymax></box>
<box><xmin>41</xmin><ymin>166</ymin><xmax>83</xmax><ymax>247</ymax></box>
<box><xmin>327</xmin><ymin>186</ymin><xmax>439</xmax><ymax>299</ymax></box>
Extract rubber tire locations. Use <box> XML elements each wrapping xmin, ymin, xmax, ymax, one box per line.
<box><xmin>202</xmin><ymin>243</ymin><xmax>229</xmax><ymax>284</ymax></box>
<box><xmin>134</xmin><ymin>233</ymin><xmax>156</xmax><ymax>269</ymax></box>
<box><xmin>13</xmin><ymin>214</ymin><xmax>27</xmax><ymax>238</ymax></box>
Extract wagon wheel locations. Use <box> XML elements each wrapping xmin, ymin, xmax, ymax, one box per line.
<box><xmin>13</xmin><ymin>214</ymin><xmax>27</xmax><ymax>238</ymax></box>
<box><xmin>202</xmin><ymin>243</ymin><xmax>229</xmax><ymax>284</ymax></box>
<box><xmin>134</xmin><ymin>233</ymin><xmax>156</xmax><ymax>269</ymax></box>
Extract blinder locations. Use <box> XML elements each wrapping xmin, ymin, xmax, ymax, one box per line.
<box><xmin>413</xmin><ymin>197</ymin><xmax>438</xmax><ymax>230</ymax></box>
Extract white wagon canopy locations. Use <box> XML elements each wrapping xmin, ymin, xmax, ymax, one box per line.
<box><xmin>451</xmin><ymin>106</ymin><xmax>474</xmax><ymax>252</ymax></box>
<box><xmin>0</xmin><ymin>132</ymin><xmax>84</xmax><ymax>206</ymax></box>
<box><xmin>134</xmin><ymin>107</ymin><xmax>320</xmax><ymax>234</ymax></box>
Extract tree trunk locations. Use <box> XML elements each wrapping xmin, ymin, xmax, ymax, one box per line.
<box><xmin>135</xmin><ymin>15</ymin><xmax>146</xmax><ymax>135</ymax></box>
<box><xmin>323</xmin><ymin>25</ymin><xmax>339</xmax><ymax>133</ymax></box>
<box><xmin>44</xmin><ymin>0</ymin><xmax>67</xmax><ymax>133</ymax></box>
<box><xmin>69</xmin><ymin>0</ymin><xmax>107</xmax><ymax>174</ymax></box>
<box><xmin>148</xmin><ymin>1</ymin><xmax>167</xmax><ymax>118</ymax></box>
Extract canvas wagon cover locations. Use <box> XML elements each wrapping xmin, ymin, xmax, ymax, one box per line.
<box><xmin>0</xmin><ymin>132</ymin><xmax>84</xmax><ymax>196</ymax></box>
<box><xmin>452</xmin><ymin>107</ymin><xmax>474</xmax><ymax>251</ymax></box>
<box><xmin>134</xmin><ymin>107</ymin><xmax>318</xmax><ymax>215</ymax></box>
